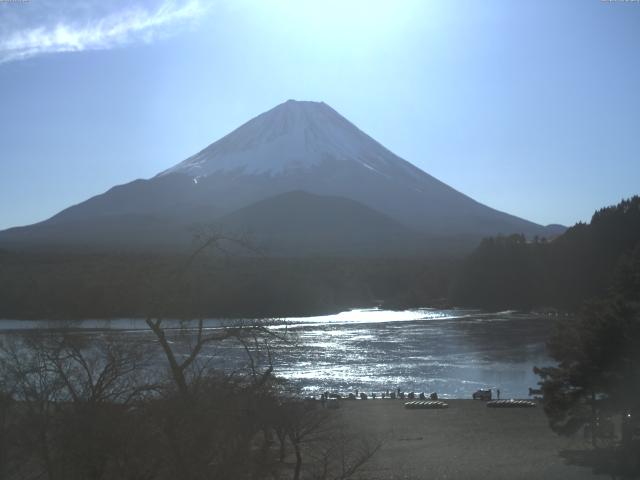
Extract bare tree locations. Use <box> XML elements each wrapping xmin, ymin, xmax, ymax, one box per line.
<box><xmin>0</xmin><ymin>332</ymin><xmax>158</xmax><ymax>480</ymax></box>
<box><xmin>0</xmin><ymin>232</ymin><xmax>380</xmax><ymax>480</ymax></box>
<box><xmin>310</xmin><ymin>423</ymin><xmax>382</xmax><ymax>480</ymax></box>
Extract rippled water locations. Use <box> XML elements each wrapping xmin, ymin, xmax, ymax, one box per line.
<box><xmin>267</xmin><ymin>309</ymin><xmax>553</xmax><ymax>398</ymax></box>
<box><xmin>0</xmin><ymin>308</ymin><xmax>556</xmax><ymax>399</ymax></box>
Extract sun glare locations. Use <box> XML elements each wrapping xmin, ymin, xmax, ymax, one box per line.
<box><xmin>253</xmin><ymin>0</ymin><xmax>426</xmax><ymax>52</ymax></box>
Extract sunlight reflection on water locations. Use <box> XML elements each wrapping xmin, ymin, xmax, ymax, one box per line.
<box><xmin>269</xmin><ymin>308</ymin><xmax>553</xmax><ymax>398</ymax></box>
<box><xmin>0</xmin><ymin>308</ymin><xmax>554</xmax><ymax>399</ymax></box>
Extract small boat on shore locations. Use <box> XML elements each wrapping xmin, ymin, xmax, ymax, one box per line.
<box><xmin>404</xmin><ymin>401</ymin><xmax>449</xmax><ymax>409</ymax></box>
<box><xmin>487</xmin><ymin>399</ymin><xmax>536</xmax><ymax>408</ymax></box>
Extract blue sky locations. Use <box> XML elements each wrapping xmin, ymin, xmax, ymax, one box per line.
<box><xmin>0</xmin><ymin>0</ymin><xmax>639</xmax><ymax>229</ymax></box>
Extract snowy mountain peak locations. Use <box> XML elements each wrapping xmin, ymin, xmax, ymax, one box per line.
<box><xmin>0</xmin><ymin>100</ymin><xmax>557</xmax><ymax>253</ymax></box>
<box><xmin>159</xmin><ymin>100</ymin><xmax>407</xmax><ymax>178</ymax></box>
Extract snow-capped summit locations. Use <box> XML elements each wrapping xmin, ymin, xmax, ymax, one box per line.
<box><xmin>159</xmin><ymin>99</ymin><xmax>417</xmax><ymax>178</ymax></box>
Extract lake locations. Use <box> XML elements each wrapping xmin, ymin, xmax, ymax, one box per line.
<box><xmin>0</xmin><ymin>308</ymin><xmax>557</xmax><ymax>399</ymax></box>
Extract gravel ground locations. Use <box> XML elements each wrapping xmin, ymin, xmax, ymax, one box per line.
<box><xmin>334</xmin><ymin>399</ymin><xmax>597</xmax><ymax>480</ymax></box>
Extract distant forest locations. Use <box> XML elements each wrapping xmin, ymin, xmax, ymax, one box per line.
<box><xmin>0</xmin><ymin>252</ymin><xmax>453</xmax><ymax>320</ymax></box>
<box><xmin>451</xmin><ymin>196</ymin><xmax>640</xmax><ymax>311</ymax></box>
<box><xmin>1</xmin><ymin>196</ymin><xmax>638</xmax><ymax>320</ymax></box>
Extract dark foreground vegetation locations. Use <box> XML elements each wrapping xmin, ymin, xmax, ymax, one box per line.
<box><xmin>533</xmin><ymin>244</ymin><xmax>640</xmax><ymax>477</ymax></box>
<box><xmin>0</xmin><ymin>237</ymin><xmax>384</xmax><ymax>480</ymax></box>
<box><xmin>529</xmin><ymin>198</ymin><xmax>640</xmax><ymax>477</ymax></box>
<box><xmin>0</xmin><ymin>322</ymin><xmax>379</xmax><ymax>480</ymax></box>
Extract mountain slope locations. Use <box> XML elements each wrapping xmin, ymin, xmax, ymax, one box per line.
<box><xmin>215</xmin><ymin>190</ymin><xmax>422</xmax><ymax>256</ymax></box>
<box><xmin>155</xmin><ymin>99</ymin><xmax>552</xmax><ymax>237</ymax></box>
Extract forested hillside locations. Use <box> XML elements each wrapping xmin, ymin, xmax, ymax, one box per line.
<box><xmin>0</xmin><ymin>251</ymin><xmax>454</xmax><ymax>320</ymax></box>
<box><xmin>451</xmin><ymin>196</ymin><xmax>640</xmax><ymax>310</ymax></box>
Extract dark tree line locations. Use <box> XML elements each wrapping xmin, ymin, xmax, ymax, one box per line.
<box><xmin>0</xmin><ymin>252</ymin><xmax>455</xmax><ymax>320</ymax></box>
<box><xmin>451</xmin><ymin>196</ymin><xmax>640</xmax><ymax>311</ymax></box>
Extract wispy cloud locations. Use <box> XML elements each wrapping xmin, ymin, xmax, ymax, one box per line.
<box><xmin>0</xmin><ymin>0</ymin><xmax>205</xmax><ymax>64</ymax></box>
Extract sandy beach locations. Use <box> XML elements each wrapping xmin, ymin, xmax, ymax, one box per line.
<box><xmin>334</xmin><ymin>399</ymin><xmax>596</xmax><ymax>480</ymax></box>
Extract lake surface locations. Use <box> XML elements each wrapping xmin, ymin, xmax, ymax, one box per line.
<box><xmin>269</xmin><ymin>309</ymin><xmax>554</xmax><ymax>398</ymax></box>
<box><xmin>0</xmin><ymin>308</ymin><xmax>556</xmax><ymax>399</ymax></box>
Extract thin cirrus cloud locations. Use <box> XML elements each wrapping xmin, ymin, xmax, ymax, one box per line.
<box><xmin>0</xmin><ymin>0</ymin><xmax>205</xmax><ymax>64</ymax></box>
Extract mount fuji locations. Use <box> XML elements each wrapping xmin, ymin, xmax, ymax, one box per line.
<box><xmin>0</xmin><ymin>100</ymin><xmax>563</xmax><ymax>255</ymax></box>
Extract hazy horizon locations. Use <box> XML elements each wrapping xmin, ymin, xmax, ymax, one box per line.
<box><xmin>1</xmin><ymin>0</ymin><xmax>639</xmax><ymax>230</ymax></box>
